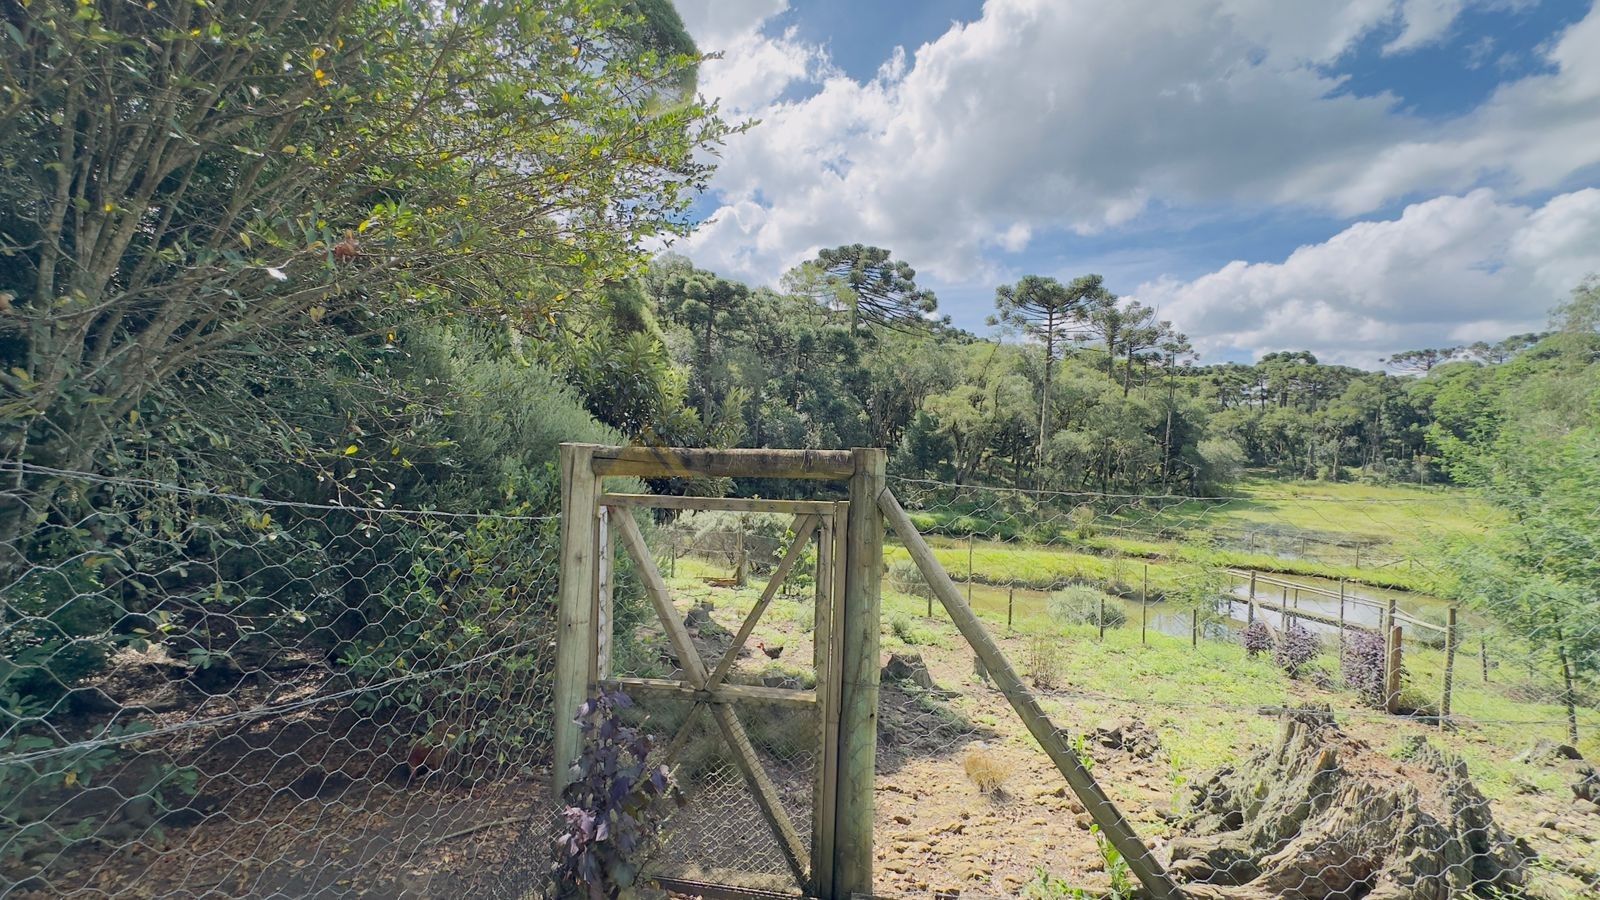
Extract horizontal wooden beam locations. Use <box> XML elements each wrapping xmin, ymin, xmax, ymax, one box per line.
<box><xmin>590</xmin><ymin>446</ymin><xmax>856</xmax><ymax>480</ymax></box>
<box><xmin>600</xmin><ymin>493</ymin><xmax>840</xmax><ymax>515</ymax></box>
<box><xmin>602</xmin><ymin>677</ymin><xmax>817</xmax><ymax>709</ymax></box>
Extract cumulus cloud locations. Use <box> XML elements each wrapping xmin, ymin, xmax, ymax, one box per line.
<box><xmin>1133</xmin><ymin>189</ymin><xmax>1600</xmax><ymax>366</ymax></box>
<box><xmin>678</xmin><ymin>0</ymin><xmax>1599</xmax><ymax>284</ymax></box>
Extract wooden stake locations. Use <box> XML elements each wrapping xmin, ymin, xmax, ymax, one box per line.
<box><xmin>1337</xmin><ymin>580</ymin><xmax>1346</xmax><ymax>670</ymax></box>
<box><xmin>1141</xmin><ymin>566</ymin><xmax>1148</xmax><ymax>647</ymax></box>
<box><xmin>1441</xmin><ymin>606</ymin><xmax>1457</xmax><ymax>726</ymax></box>
<box><xmin>833</xmin><ymin>449</ymin><xmax>884</xmax><ymax>897</ymax></box>
<box><xmin>1480</xmin><ymin>637</ymin><xmax>1489</xmax><ymax>683</ymax></box>
<box><xmin>1007</xmin><ymin>585</ymin><xmax>1015</xmax><ymax>632</ymax></box>
<box><xmin>879</xmin><ymin>490</ymin><xmax>1182</xmax><ymax>900</ymax></box>
<box><xmin>1191</xmin><ymin>607</ymin><xmax>1198</xmax><ymax>648</ymax></box>
<box><xmin>967</xmin><ymin>533</ymin><xmax>975</xmax><ymax>604</ymax></box>
<box><xmin>1099</xmin><ymin>595</ymin><xmax>1107</xmax><ymax>642</ymax></box>
<box><xmin>1385</xmin><ymin>624</ymin><xmax>1403</xmax><ymax>714</ymax></box>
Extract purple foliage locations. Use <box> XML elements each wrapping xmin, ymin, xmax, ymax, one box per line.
<box><xmin>1241</xmin><ymin>620</ymin><xmax>1273</xmax><ymax>657</ymax></box>
<box><xmin>552</xmin><ymin>690</ymin><xmax>679</xmax><ymax>897</ymax></box>
<box><xmin>1273</xmin><ymin>620</ymin><xmax>1321</xmax><ymax>678</ymax></box>
<box><xmin>1343</xmin><ymin>629</ymin><xmax>1388</xmax><ymax>707</ymax></box>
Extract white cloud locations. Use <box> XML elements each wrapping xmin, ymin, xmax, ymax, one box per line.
<box><xmin>1133</xmin><ymin>189</ymin><xmax>1600</xmax><ymax>366</ymax></box>
<box><xmin>675</xmin><ymin>0</ymin><xmax>1600</xmax><ymax>291</ymax></box>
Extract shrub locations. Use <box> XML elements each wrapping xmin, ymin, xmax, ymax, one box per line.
<box><xmin>1026</xmin><ymin>634</ymin><xmax>1067</xmax><ymax>690</ymax></box>
<box><xmin>1069</xmin><ymin>504</ymin><xmax>1097</xmax><ymax>539</ymax></box>
<box><xmin>1047</xmin><ymin>586</ymin><xmax>1127</xmax><ymax>629</ymax></box>
<box><xmin>962</xmin><ymin>742</ymin><xmax>1011</xmax><ymax>795</ymax></box>
<box><xmin>552</xmin><ymin>691</ymin><xmax>678</xmax><ymax>896</ymax></box>
<box><xmin>886</xmin><ymin>558</ymin><xmax>934</xmax><ymax>599</ymax></box>
<box><xmin>1343</xmin><ymin>629</ymin><xmax>1389</xmax><ymax>707</ymax></box>
<box><xmin>1240</xmin><ymin>620</ymin><xmax>1273</xmax><ymax>657</ymax></box>
<box><xmin>1273</xmin><ymin>621</ymin><xmax>1321</xmax><ymax>678</ymax></box>
<box><xmin>888</xmin><ymin>613</ymin><xmax>938</xmax><ymax>646</ymax></box>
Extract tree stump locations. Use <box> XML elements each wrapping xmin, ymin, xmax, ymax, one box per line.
<box><xmin>1169</xmin><ymin>706</ymin><xmax>1526</xmax><ymax>899</ymax></box>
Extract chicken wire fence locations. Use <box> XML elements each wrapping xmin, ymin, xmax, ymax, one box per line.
<box><xmin>6</xmin><ymin>462</ymin><xmax>1598</xmax><ymax>899</ymax></box>
<box><xmin>0</xmin><ymin>463</ymin><xmax>570</xmax><ymax>898</ymax></box>
<box><xmin>870</xmin><ymin>477</ymin><xmax>1599</xmax><ymax>899</ymax></box>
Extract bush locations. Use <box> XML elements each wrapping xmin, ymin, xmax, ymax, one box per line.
<box><xmin>552</xmin><ymin>691</ymin><xmax>678</xmax><ymax>894</ymax></box>
<box><xmin>1047</xmin><ymin>586</ymin><xmax>1127</xmax><ymax>629</ymax></box>
<box><xmin>1240</xmin><ymin>620</ymin><xmax>1273</xmax><ymax>657</ymax></box>
<box><xmin>1026</xmin><ymin>634</ymin><xmax>1067</xmax><ymax>690</ymax></box>
<box><xmin>1343</xmin><ymin>629</ymin><xmax>1388</xmax><ymax>707</ymax></box>
<box><xmin>887</xmin><ymin>558</ymin><xmax>934</xmax><ymax>599</ymax></box>
<box><xmin>888</xmin><ymin>613</ymin><xmax>938</xmax><ymax>647</ymax></box>
<box><xmin>1273</xmin><ymin>621</ymin><xmax>1321</xmax><ymax>678</ymax></box>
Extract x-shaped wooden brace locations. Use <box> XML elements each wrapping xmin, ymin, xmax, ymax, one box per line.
<box><xmin>613</xmin><ymin>511</ymin><xmax>821</xmax><ymax>886</ymax></box>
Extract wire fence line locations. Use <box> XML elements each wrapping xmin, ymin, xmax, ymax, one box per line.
<box><xmin>4</xmin><ymin>463</ymin><xmax>1597</xmax><ymax>898</ymax></box>
<box><xmin>1</xmin><ymin>465</ymin><xmax>568</xmax><ymax>897</ymax></box>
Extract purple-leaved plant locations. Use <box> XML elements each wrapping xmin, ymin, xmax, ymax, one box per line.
<box><xmin>1273</xmin><ymin>620</ymin><xmax>1321</xmax><ymax>678</ymax></box>
<box><xmin>1241</xmin><ymin>620</ymin><xmax>1273</xmax><ymax>658</ymax></box>
<box><xmin>552</xmin><ymin>690</ymin><xmax>680</xmax><ymax>898</ymax></box>
<box><xmin>1343</xmin><ymin>629</ymin><xmax>1389</xmax><ymax>707</ymax></box>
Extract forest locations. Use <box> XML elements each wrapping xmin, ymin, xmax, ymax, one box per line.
<box><xmin>2</xmin><ymin>0</ymin><xmax>1599</xmax><ymax>896</ymax></box>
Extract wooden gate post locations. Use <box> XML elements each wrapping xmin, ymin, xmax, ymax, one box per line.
<box><xmin>833</xmin><ymin>448</ymin><xmax>885</xmax><ymax>897</ymax></box>
<box><xmin>553</xmin><ymin>443</ymin><xmax>601</xmax><ymax>794</ymax></box>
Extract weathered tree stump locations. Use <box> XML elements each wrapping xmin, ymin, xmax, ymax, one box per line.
<box><xmin>1169</xmin><ymin>706</ymin><xmax>1526</xmax><ymax>899</ymax></box>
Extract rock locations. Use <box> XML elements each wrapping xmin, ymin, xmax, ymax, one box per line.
<box><xmin>1572</xmin><ymin>763</ymin><xmax>1599</xmax><ymax>803</ymax></box>
<box><xmin>1153</xmin><ymin>801</ymin><xmax>1182</xmax><ymax>824</ymax></box>
<box><xmin>1514</xmin><ymin>738</ymin><xmax>1584</xmax><ymax>766</ymax></box>
<box><xmin>1512</xmin><ymin>776</ymin><xmax>1542</xmax><ymax>795</ymax></box>
<box><xmin>1088</xmin><ymin>716</ymin><xmax>1162</xmax><ymax>759</ymax></box>
<box><xmin>1169</xmin><ymin>705</ymin><xmax>1526</xmax><ymax>899</ymax></box>
<box><xmin>684</xmin><ymin>601</ymin><xmax>716</xmax><ymax>629</ymax></box>
<box><xmin>882</xmin><ymin>652</ymin><xmax>936</xmax><ymax>690</ymax></box>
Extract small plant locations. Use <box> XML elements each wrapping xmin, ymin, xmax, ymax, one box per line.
<box><xmin>552</xmin><ymin>690</ymin><xmax>679</xmax><ymax>898</ymax></box>
<box><xmin>886</xmin><ymin>558</ymin><xmax>934</xmax><ymax>598</ymax></box>
<box><xmin>889</xmin><ymin>613</ymin><xmax>939</xmax><ymax>646</ymax></box>
<box><xmin>962</xmin><ymin>741</ymin><xmax>1012</xmax><ymax>795</ymax></box>
<box><xmin>1342</xmin><ymin>629</ymin><xmax>1388</xmax><ymax>707</ymax></box>
<box><xmin>1072</xmin><ymin>732</ymin><xmax>1096</xmax><ymax>774</ymax></box>
<box><xmin>1023</xmin><ymin>826</ymin><xmax>1134</xmax><ymax>898</ymax></box>
<box><xmin>1026</xmin><ymin>633</ymin><xmax>1067</xmax><ymax>690</ymax></box>
<box><xmin>1047</xmin><ymin>586</ymin><xmax>1127</xmax><ymax>629</ymax></box>
<box><xmin>1240</xmin><ymin>620</ymin><xmax>1273</xmax><ymax>657</ymax></box>
<box><xmin>1273</xmin><ymin>620</ymin><xmax>1321</xmax><ymax>678</ymax></box>
<box><xmin>1069</xmin><ymin>504</ymin><xmax>1097</xmax><ymax>540</ymax></box>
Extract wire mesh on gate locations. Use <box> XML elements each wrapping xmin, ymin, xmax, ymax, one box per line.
<box><xmin>874</xmin><ymin>476</ymin><xmax>1600</xmax><ymax>899</ymax></box>
<box><xmin>1</xmin><ymin>465</ymin><xmax>565</xmax><ymax>898</ymax></box>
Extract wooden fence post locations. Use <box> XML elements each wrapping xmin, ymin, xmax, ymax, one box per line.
<box><xmin>1337</xmin><ymin>580</ymin><xmax>1346</xmax><ymax>670</ymax></box>
<box><xmin>1558</xmin><ymin>634</ymin><xmax>1580</xmax><ymax>745</ymax></box>
<box><xmin>1099</xmin><ymin>595</ymin><xmax>1107</xmax><ymax>642</ymax></box>
<box><xmin>967</xmin><ymin>533</ymin><xmax>975</xmax><ymax>604</ymax></box>
<box><xmin>553</xmin><ymin>443</ymin><xmax>601</xmax><ymax>795</ymax></box>
<box><xmin>833</xmin><ymin>448</ymin><xmax>885</xmax><ymax>897</ymax></box>
<box><xmin>1142</xmin><ymin>566</ymin><xmax>1151</xmax><ymax>646</ymax></box>
<box><xmin>1480</xmin><ymin>637</ymin><xmax>1489</xmax><ymax>683</ymax></box>
<box><xmin>1441</xmin><ymin>606</ymin><xmax>1457</xmax><ymax>726</ymax></box>
<box><xmin>1007</xmin><ymin>585</ymin><xmax>1015</xmax><ymax>632</ymax></box>
<box><xmin>1191</xmin><ymin>607</ymin><xmax>1198</xmax><ymax>648</ymax></box>
<box><xmin>1385</xmin><ymin>624</ymin><xmax>1403</xmax><ymax>714</ymax></box>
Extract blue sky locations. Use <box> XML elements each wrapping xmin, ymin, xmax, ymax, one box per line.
<box><xmin>671</xmin><ymin>0</ymin><xmax>1600</xmax><ymax>366</ymax></box>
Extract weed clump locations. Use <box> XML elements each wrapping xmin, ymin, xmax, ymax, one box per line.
<box><xmin>962</xmin><ymin>741</ymin><xmax>1012</xmax><ymax>795</ymax></box>
<box><xmin>1273</xmin><ymin>620</ymin><xmax>1321</xmax><ymax>678</ymax></box>
<box><xmin>1047</xmin><ymin>585</ymin><xmax>1127</xmax><ymax>629</ymax></box>
<box><xmin>1240</xmin><ymin>620</ymin><xmax>1273</xmax><ymax>657</ymax></box>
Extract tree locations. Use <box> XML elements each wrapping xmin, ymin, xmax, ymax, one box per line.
<box><xmin>990</xmin><ymin>275</ymin><xmax>1090</xmax><ymax>478</ymax></box>
<box><xmin>0</xmin><ymin>0</ymin><xmax>730</xmax><ymax>538</ymax></box>
<box><xmin>650</xmin><ymin>257</ymin><xmax>753</xmax><ymax>425</ymax></box>
<box><xmin>1383</xmin><ymin>347</ymin><xmax>1461</xmax><ymax>374</ymax></box>
<box><xmin>791</xmin><ymin>244</ymin><xmax>938</xmax><ymax>333</ymax></box>
<box><xmin>1078</xmin><ymin>282</ymin><xmax>1126</xmax><ymax>376</ymax></box>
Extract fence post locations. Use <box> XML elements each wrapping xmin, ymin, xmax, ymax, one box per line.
<box><xmin>1282</xmin><ymin>585</ymin><xmax>1289</xmax><ymax>629</ymax></box>
<box><xmin>553</xmin><ymin>443</ymin><xmax>601</xmax><ymax>795</ymax></box>
<box><xmin>967</xmin><ymin>533</ymin><xmax>975</xmax><ymax>604</ymax></box>
<box><xmin>1385</xmin><ymin>624</ymin><xmax>1403</xmax><ymax>714</ymax></box>
<box><xmin>1191</xmin><ymin>607</ymin><xmax>1198</xmax><ymax>648</ymax></box>
<box><xmin>1337</xmin><ymin>580</ymin><xmax>1346</xmax><ymax>670</ymax></box>
<box><xmin>1441</xmin><ymin>606</ymin><xmax>1457</xmax><ymax>727</ymax></box>
<box><xmin>669</xmin><ymin>533</ymin><xmax>677</xmax><ymax>578</ymax></box>
<box><xmin>1480</xmin><ymin>637</ymin><xmax>1489</xmax><ymax>683</ymax></box>
<box><xmin>1141</xmin><ymin>565</ymin><xmax>1149</xmax><ymax>646</ymax></box>
<box><xmin>834</xmin><ymin>448</ymin><xmax>885</xmax><ymax>896</ymax></box>
<box><xmin>1007</xmin><ymin>585</ymin><xmax>1015</xmax><ymax>632</ymax></box>
<box><xmin>1099</xmin><ymin>596</ymin><xmax>1107</xmax><ymax>642</ymax></box>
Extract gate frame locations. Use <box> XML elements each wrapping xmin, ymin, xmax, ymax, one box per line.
<box><xmin>553</xmin><ymin>444</ymin><xmax>883</xmax><ymax>899</ymax></box>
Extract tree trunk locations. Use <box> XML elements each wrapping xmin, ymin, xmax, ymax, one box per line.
<box><xmin>1171</xmin><ymin>707</ymin><xmax>1527</xmax><ymax>899</ymax></box>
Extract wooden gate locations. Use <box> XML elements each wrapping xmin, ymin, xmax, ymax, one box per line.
<box><xmin>552</xmin><ymin>445</ymin><xmax>884</xmax><ymax>899</ymax></box>
<box><xmin>553</xmin><ymin>445</ymin><xmax>1182</xmax><ymax>899</ymax></box>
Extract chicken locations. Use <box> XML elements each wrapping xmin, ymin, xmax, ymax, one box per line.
<box><xmin>757</xmin><ymin>640</ymin><xmax>783</xmax><ymax>660</ymax></box>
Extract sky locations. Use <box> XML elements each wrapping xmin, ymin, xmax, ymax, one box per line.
<box><xmin>666</xmin><ymin>0</ymin><xmax>1600</xmax><ymax>367</ymax></box>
